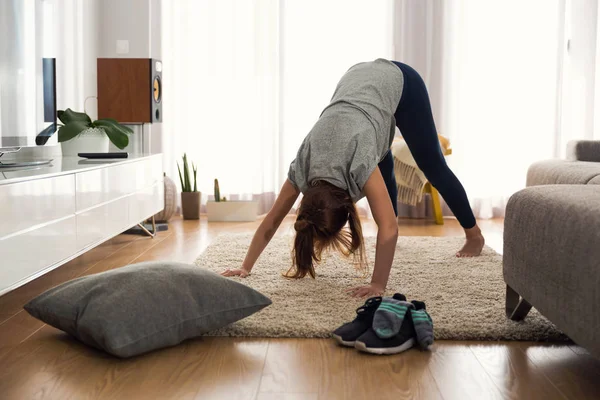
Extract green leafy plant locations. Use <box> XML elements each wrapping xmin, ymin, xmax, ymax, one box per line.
<box><xmin>57</xmin><ymin>108</ymin><xmax>133</xmax><ymax>149</ymax></box>
<box><xmin>177</xmin><ymin>153</ymin><xmax>198</xmax><ymax>192</ymax></box>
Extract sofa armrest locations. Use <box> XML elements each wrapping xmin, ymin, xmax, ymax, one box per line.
<box><xmin>566</xmin><ymin>140</ymin><xmax>600</xmax><ymax>162</ymax></box>
<box><xmin>503</xmin><ymin>185</ymin><xmax>600</xmax><ymax>357</ymax></box>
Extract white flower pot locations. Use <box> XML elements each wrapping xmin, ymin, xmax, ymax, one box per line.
<box><xmin>206</xmin><ymin>201</ymin><xmax>259</xmax><ymax>222</ymax></box>
<box><xmin>61</xmin><ymin>128</ymin><xmax>109</xmax><ymax>157</ymax></box>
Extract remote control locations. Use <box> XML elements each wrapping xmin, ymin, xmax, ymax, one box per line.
<box><xmin>78</xmin><ymin>152</ymin><xmax>129</xmax><ymax>159</ymax></box>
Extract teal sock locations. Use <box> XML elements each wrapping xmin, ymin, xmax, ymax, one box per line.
<box><xmin>373</xmin><ymin>294</ymin><xmax>414</xmax><ymax>339</ymax></box>
<box><xmin>410</xmin><ymin>300</ymin><xmax>434</xmax><ymax>349</ymax></box>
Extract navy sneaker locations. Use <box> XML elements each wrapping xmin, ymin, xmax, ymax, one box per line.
<box><xmin>332</xmin><ymin>296</ymin><xmax>382</xmax><ymax>347</ymax></box>
<box><xmin>354</xmin><ymin>306</ymin><xmax>417</xmax><ymax>355</ymax></box>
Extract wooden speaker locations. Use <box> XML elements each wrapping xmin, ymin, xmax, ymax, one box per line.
<box><xmin>97</xmin><ymin>58</ymin><xmax>162</xmax><ymax>123</ymax></box>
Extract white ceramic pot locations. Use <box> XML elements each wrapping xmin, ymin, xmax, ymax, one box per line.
<box><xmin>206</xmin><ymin>201</ymin><xmax>259</xmax><ymax>222</ymax></box>
<box><xmin>61</xmin><ymin>128</ymin><xmax>110</xmax><ymax>157</ymax></box>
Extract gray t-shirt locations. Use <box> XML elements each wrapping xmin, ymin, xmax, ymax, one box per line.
<box><xmin>288</xmin><ymin>58</ymin><xmax>404</xmax><ymax>203</ymax></box>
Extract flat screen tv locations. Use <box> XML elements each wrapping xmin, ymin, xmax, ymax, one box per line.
<box><xmin>0</xmin><ymin>0</ymin><xmax>57</xmax><ymax>167</ymax></box>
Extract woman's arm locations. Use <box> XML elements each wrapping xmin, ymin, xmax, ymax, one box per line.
<box><xmin>221</xmin><ymin>179</ymin><xmax>300</xmax><ymax>277</ymax></box>
<box><xmin>346</xmin><ymin>167</ymin><xmax>398</xmax><ymax>297</ymax></box>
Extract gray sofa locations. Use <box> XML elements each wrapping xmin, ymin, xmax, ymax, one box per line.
<box><xmin>503</xmin><ymin>140</ymin><xmax>600</xmax><ymax>358</ymax></box>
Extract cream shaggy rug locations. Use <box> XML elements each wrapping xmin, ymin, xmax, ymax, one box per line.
<box><xmin>195</xmin><ymin>233</ymin><xmax>566</xmax><ymax>341</ymax></box>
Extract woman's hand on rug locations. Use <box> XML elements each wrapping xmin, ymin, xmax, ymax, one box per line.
<box><xmin>220</xmin><ymin>268</ymin><xmax>250</xmax><ymax>278</ymax></box>
<box><xmin>346</xmin><ymin>283</ymin><xmax>385</xmax><ymax>298</ymax></box>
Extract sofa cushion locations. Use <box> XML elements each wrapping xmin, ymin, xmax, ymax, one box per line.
<box><xmin>23</xmin><ymin>261</ymin><xmax>272</xmax><ymax>358</ymax></box>
<box><xmin>526</xmin><ymin>160</ymin><xmax>600</xmax><ymax>186</ymax></box>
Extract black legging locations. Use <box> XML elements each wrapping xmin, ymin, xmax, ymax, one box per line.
<box><xmin>377</xmin><ymin>61</ymin><xmax>476</xmax><ymax>229</ymax></box>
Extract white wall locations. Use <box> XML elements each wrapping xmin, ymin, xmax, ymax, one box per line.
<box><xmin>150</xmin><ymin>0</ymin><xmax>163</xmax><ymax>155</ymax></box>
<box><xmin>97</xmin><ymin>0</ymin><xmax>161</xmax><ymax>59</ymax></box>
<box><xmin>151</xmin><ymin>0</ymin><xmax>162</xmax><ymax>59</ymax></box>
<box><xmin>99</xmin><ymin>0</ymin><xmax>151</xmax><ymax>58</ymax></box>
<box><xmin>82</xmin><ymin>0</ymin><xmax>101</xmax><ymax>120</ymax></box>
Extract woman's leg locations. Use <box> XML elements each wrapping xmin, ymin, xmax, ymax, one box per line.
<box><xmin>391</xmin><ymin>61</ymin><xmax>484</xmax><ymax>256</ymax></box>
<box><xmin>377</xmin><ymin>150</ymin><xmax>398</xmax><ymax>217</ymax></box>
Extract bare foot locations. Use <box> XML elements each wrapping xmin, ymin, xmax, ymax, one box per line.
<box><xmin>456</xmin><ymin>225</ymin><xmax>485</xmax><ymax>257</ymax></box>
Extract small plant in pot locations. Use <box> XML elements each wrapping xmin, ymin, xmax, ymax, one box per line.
<box><xmin>178</xmin><ymin>153</ymin><xmax>201</xmax><ymax>220</ymax></box>
<box><xmin>213</xmin><ymin>178</ymin><xmax>227</xmax><ymax>202</ymax></box>
<box><xmin>206</xmin><ymin>178</ymin><xmax>258</xmax><ymax>222</ymax></box>
<box><xmin>57</xmin><ymin>108</ymin><xmax>132</xmax><ymax>156</ymax></box>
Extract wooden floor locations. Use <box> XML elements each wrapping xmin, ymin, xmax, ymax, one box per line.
<box><xmin>1</xmin><ymin>215</ymin><xmax>599</xmax><ymax>400</ymax></box>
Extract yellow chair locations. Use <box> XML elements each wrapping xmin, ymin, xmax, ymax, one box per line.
<box><xmin>422</xmin><ymin>147</ymin><xmax>452</xmax><ymax>225</ymax></box>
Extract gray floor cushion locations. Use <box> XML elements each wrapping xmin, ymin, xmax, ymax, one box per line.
<box><xmin>24</xmin><ymin>261</ymin><xmax>272</xmax><ymax>358</ymax></box>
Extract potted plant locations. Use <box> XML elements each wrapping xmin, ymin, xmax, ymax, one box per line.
<box><xmin>57</xmin><ymin>108</ymin><xmax>132</xmax><ymax>156</ymax></box>
<box><xmin>206</xmin><ymin>178</ymin><xmax>259</xmax><ymax>222</ymax></box>
<box><xmin>178</xmin><ymin>153</ymin><xmax>201</xmax><ymax>219</ymax></box>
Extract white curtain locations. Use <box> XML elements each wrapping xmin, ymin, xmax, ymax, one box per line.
<box><xmin>162</xmin><ymin>0</ymin><xmax>576</xmax><ymax>220</ymax></box>
<box><xmin>561</xmin><ymin>0</ymin><xmax>599</xmax><ymax>147</ymax></box>
<box><xmin>395</xmin><ymin>0</ymin><xmax>564</xmax><ymax>219</ymax></box>
<box><xmin>595</xmin><ymin>0</ymin><xmax>600</xmax><ymax>140</ymax></box>
<box><xmin>162</xmin><ymin>0</ymin><xmax>394</xmax><ymax>213</ymax></box>
<box><xmin>280</xmin><ymin>0</ymin><xmax>394</xmax><ymax>214</ymax></box>
<box><xmin>162</xmin><ymin>0</ymin><xmax>280</xmax><ymax>213</ymax></box>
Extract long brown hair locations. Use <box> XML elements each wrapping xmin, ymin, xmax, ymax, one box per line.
<box><xmin>286</xmin><ymin>180</ymin><xmax>366</xmax><ymax>279</ymax></box>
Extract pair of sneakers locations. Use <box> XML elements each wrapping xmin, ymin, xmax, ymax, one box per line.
<box><xmin>332</xmin><ymin>293</ymin><xmax>433</xmax><ymax>355</ymax></box>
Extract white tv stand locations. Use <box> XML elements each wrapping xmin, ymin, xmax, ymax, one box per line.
<box><xmin>0</xmin><ymin>153</ymin><xmax>164</xmax><ymax>295</ymax></box>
